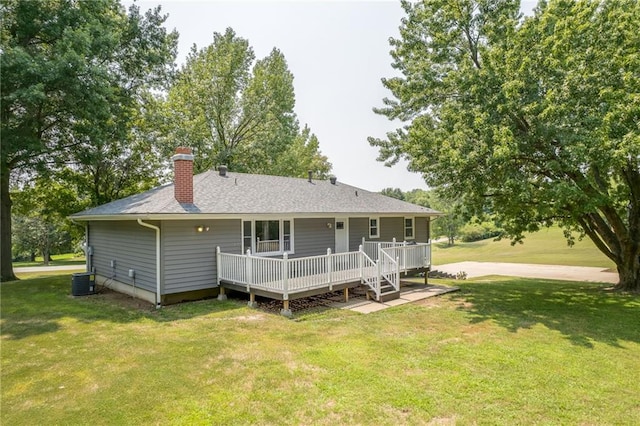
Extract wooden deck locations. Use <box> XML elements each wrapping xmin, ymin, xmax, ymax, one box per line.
<box><xmin>216</xmin><ymin>242</ymin><xmax>431</xmax><ymax>304</ymax></box>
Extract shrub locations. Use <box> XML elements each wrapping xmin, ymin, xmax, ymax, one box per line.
<box><xmin>459</xmin><ymin>221</ymin><xmax>503</xmax><ymax>242</ymax></box>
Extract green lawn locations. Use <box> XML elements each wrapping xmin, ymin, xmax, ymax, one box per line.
<box><xmin>13</xmin><ymin>252</ymin><xmax>86</xmax><ymax>268</ymax></box>
<box><xmin>433</xmin><ymin>226</ymin><xmax>616</xmax><ymax>269</ymax></box>
<box><xmin>2</xmin><ymin>274</ymin><xmax>638</xmax><ymax>424</ymax></box>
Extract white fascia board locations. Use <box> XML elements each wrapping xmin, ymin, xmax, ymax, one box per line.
<box><xmin>70</xmin><ymin>211</ymin><xmax>443</xmax><ymax>221</ymax></box>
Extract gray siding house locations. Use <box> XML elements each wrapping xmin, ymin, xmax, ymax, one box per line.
<box><xmin>71</xmin><ymin>148</ymin><xmax>441</xmax><ymax>308</ymax></box>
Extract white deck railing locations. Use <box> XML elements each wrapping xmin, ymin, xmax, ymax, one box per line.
<box><xmin>379</xmin><ymin>249</ymin><xmax>400</xmax><ymax>292</ymax></box>
<box><xmin>360</xmin><ymin>250</ymin><xmax>379</xmax><ymax>299</ymax></box>
<box><xmin>363</xmin><ymin>238</ymin><xmax>431</xmax><ymax>272</ymax></box>
<box><xmin>216</xmin><ymin>240</ymin><xmax>431</xmax><ymax>301</ymax></box>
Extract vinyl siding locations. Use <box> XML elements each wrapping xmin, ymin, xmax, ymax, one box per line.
<box><xmin>415</xmin><ymin>217</ymin><xmax>430</xmax><ymax>242</ymax></box>
<box><xmin>162</xmin><ymin>219</ymin><xmax>241</xmax><ymax>294</ymax></box>
<box><xmin>293</xmin><ymin>218</ymin><xmax>335</xmax><ymax>257</ymax></box>
<box><xmin>350</xmin><ymin>216</ymin><xmax>430</xmax><ymax>247</ymax></box>
<box><xmin>380</xmin><ymin>217</ymin><xmax>404</xmax><ymax>241</ymax></box>
<box><xmin>348</xmin><ymin>218</ymin><xmax>368</xmax><ymax>251</ymax></box>
<box><xmin>88</xmin><ymin>221</ymin><xmax>156</xmax><ymax>292</ymax></box>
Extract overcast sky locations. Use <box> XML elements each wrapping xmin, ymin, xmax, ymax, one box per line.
<box><xmin>128</xmin><ymin>0</ymin><xmax>537</xmax><ymax>192</ymax></box>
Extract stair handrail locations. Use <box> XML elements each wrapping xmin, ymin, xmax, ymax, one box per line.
<box><xmin>359</xmin><ymin>245</ymin><xmax>380</xmax><ymax>299</ymax></box>
<box><xmin>378</xmin><ymin>246</ymin><xmax>400</xmax><ymax>292</ymax></box>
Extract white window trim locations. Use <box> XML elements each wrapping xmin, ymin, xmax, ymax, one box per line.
<box><xmin>369</xmin><ymin>217</ymin><xmax>380</xmax><ymax>239</ymax></box>
<box><xmin>404</xmin><ymin>217</ymin><xmax>415</xmax><ymax>240</ymax></box>
<box><xmin>242</xmin><ymin>218</ymin><xmax>295</xmax><ymax>256</ymax></box>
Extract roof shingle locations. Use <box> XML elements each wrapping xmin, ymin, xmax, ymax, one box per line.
<box><xmin>71</xmin><ymin>171</ymin><xmax>440</xmax><ymax>218</ymax></box>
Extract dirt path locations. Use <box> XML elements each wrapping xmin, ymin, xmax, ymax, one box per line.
<box><xmin>433</xmin><ymin>261</ymin><xmax>618</xmax><ymax>284</ymax></box>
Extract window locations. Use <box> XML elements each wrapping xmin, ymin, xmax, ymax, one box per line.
<box><xmin>369</xmin><ymin>217</ymin><xmax>380</xmax><ymax>238</ymax></box>
<box><xmin>243</xmin><ymin>221</ymin><xmax>252</xmax><ymax>253</ymax></box>
<box><xmin>242</xmin><ymin>219</ymin><xmax>293</xmax><ymax>255</ymax></box>
<box><xmin>404</xmin><ymin>217</ymin><xmax>415</xmax><ymax>240</ymax></box>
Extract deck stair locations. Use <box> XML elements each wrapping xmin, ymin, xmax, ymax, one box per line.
<box><xmin>368</xmin><ymin>279</ymin><xmax>400</xmax><ymax>302</ymax></box>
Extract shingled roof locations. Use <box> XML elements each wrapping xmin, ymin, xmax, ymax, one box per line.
<box><xmin>71</xmin><ymin>170</ymin><xmax>441</xmax><ymax>220</ymax></box>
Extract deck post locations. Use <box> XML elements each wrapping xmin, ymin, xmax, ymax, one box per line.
<box><xmin>245</xmin><ymin>249</ymin><xmax>253</xmax><ymax>285</ymax></box>
<box><xmin>281</xmin><ymin>299</ymin><xmax>292</xmax><ymax>317</ymax></box>
<box><xmin>248</xmin><ymin>292</ymin><xmax>258</xmax><ymax>308</ymax></box>
<box><xmin>217</xmin><ymin>286</ymin><xmax>227</xmax><ymax>301</ymax></box>
<box><xmin>358</xmin><ymin>245</ymin><xmax>364</xmax><ymax>282</ymax></box>
<box><xmin>376</xmin><ymin>259</ymin><xmax>381</xmax><ymax>300</ymax></box>
<box><xmin>327</xmin><ymin>248</ymin><xmax>332</xmax><ymax>290</ymax></box>
<box><xmin>402</xmin><ymin>246</ymin><xmax>407</xmax><ymax>272</ymax></box>
<box><xmin>396</xmin><ymin>256</ymin><xmax>401</xmax><ymax>291</ymax></box>
<box><xmin>216</xmin><ymin>247</ymin><xmax>221</xmax><ymax>285</ymax></box>
<box><xmin>282</xmin><ymin>252</ymin><xmax>289</xmax><ymax>302</ymax></box>
<box><xmin>344</xmin><ymin>287</ymin><xmax>349</xmax><ymax>302</ymax></box>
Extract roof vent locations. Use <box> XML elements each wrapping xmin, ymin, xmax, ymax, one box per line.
<box><xmin>329</xmin><ymin>176</ymin><xmax>337</xmax><ymax>185</ymax></box>
<box><xmin>218</xmin><ymin>165</ymin><xmax>227</xmax><ymax>177</ymax></box>
<box><xmin>308</xmin><ymin>170</ymin><xmax>313</xmax><ymax>183</ymax></box>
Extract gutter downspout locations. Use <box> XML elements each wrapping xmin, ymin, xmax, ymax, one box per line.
<box><xmin>85</xmin><ymin>223</ymin><xmax>91</xmax><ymax>273</ymax></box>
<box><xmin>137</xmin><ymin>219</ymin><xmax>161</xmax><ymax>309</ymax></box>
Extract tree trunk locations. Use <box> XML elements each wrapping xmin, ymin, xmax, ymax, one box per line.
<box><xmin>30</xmin><ymin>252</ymin><xmax>36</xmax><ymax>262</ymax></box>
<box><xmin>0</xmin><ymin>164</ymin><xmax>17</xmax><ymax>282</ymax></box>
<box><xmin>616</xmin><ymin>242</ymin><xmax>640</xmax><ymax>292</ymax></box>
<box><xmin>43</xmin><ymin>231</ymin><xmax>50</xmax><ymax>266</ymax></box>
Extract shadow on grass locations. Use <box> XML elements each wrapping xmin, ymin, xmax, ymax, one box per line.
<box><xmin>0</xmin><ymin>274</ymin><xmax>244</xmax><ymax>340</ymax></box>
<box><xmin>451</xmin><ymin>277</ymin><xmax>640</xmax><ymax>348</ymax></box>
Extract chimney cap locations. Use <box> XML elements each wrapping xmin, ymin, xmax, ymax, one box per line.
<box><xmin>308</xmin><ymin>170</ymin><xmax>313</xmax><ymax>183</ymax></box>
<box><xmin>172</xmin><ymin>146</ymin><xmax>194</xmax><ymax>162</ymax></box>
<box><xmin>218</xmin><ymin>165</ymin><xmax>228</xmax><ymax>177</ymax></box>
<box><xmin>329</xmin><ymin>176</ymin><xmax>337</xmax><ymax>185</ymax></box>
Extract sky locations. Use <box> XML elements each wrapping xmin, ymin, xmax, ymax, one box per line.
<box><xmin>128</xmin><ymin>0</ymin><xmax>537</xmax><ymax>192</ymax></box>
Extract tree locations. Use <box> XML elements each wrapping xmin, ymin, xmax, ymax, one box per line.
<box><xmin>1</xmin><ymin>0</ymin><xmax>177</xmax><ymax>281</ymax></box>
<box><xmin>403</xmin><ymin>188</ymin><xmax>431</xmax><ymax>207</ymax></box>
<box><xmin>163</xmin><ymin>27</ymin><xmax>331</xmax><ymax>176</ymax></box>
<box><xmin>370</xmin><ymin>0</ymin><xmax>640</xmax><ymax>290</ymax></box>
<box><xmin>268</xmin><ymin>125</ymin><xmax>332</xmax><ymax>179</ymax></box>
<box><xmin>380</xmin><ymin>187</ymin><xmax>405</xmax><ymax>200</ymax></box>
<box><xmin>11</xmin><ymin>179</ymin><xmax>82</xmax><ymax>265</ymax></box>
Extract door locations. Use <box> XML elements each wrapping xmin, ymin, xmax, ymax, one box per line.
<box><xmin>334</xmin><ymin>218</ymin><xmax>349</xmax><ymax>253</ymax></box>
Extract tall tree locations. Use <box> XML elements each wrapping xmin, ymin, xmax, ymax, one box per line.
<box><xmin>12</xmin><ymin>179</ymin><xmax>80</xmax><ymax>265</ymax></box>
<box><xmin>269</xmin><ymin>125</ymin><xmax>332</xmax><ymax>179</ymax></box>
<box><xmin>163</xmin><ymin>27</ymin><xmax>331</xmax><ymax>176</ymax></box>
<box><xmin>0</xmin><ymin>0</ymin><xmax>177</xmax><ymax>281</ymax></box>
<box><xmin>380</xmin><ymin>187</ymin><xmax>405</xmax><ymax>200</ymax></box>
<box><xmin>370</xmin><ymin>0</ymin><xmax>640</xmax><ymax>290</ymax></box>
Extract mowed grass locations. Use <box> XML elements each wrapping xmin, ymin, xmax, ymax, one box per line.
<box><xmin>2</xmin><ymin>274</ymin><xmax>638</xmax><ymax>425</ymax></box>
<box><xmin>434</xmin><ymin>226</ymin><xmax>616</xmax><ymax>269</ymax></box>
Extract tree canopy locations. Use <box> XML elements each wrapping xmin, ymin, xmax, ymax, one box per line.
<box><xmin>370</xmin><ymin>0</ymin><xmax>640</xmax><ymax>290</ymax></box>
<box><xmin>162</xmin><ymin>27</ymin><xmax>331</xmax><ymax>177</ymax></box>
<box><xmin>0</xmin><ymin>0</ymin><xmax>177</xmax><ymax>281</ymax></box>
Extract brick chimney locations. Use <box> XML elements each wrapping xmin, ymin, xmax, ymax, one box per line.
<box><xmin>172</xmin><ymin>147</ymin><xmax>194</xmax><ymax>204</ymax></box>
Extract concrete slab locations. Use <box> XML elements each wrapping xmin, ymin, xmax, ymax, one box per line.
<box><xmin>327</xmin><ymin>284</ymin><xmax>459</xmax><ymax>314</ymax></box>
<box><xmin>400</xmin><ymin>292</ymin><xmax>437</xmax><ymax>302</ymax></box>
<box><xmin>349</xmin><ymin>303</ymin><xmax>389</xmax><ymax>314</ymax></box>
<box><xmin>383</xmin><ymin>298</ymin><xmax>410</xmax><ymax>307</ymax></box>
